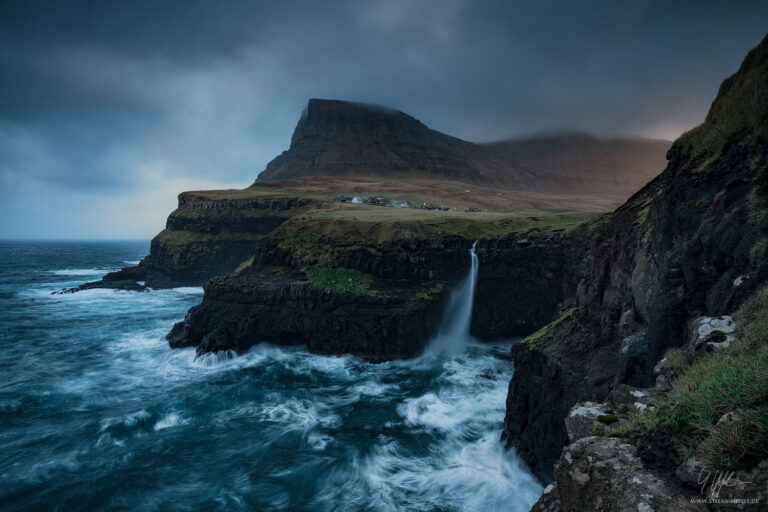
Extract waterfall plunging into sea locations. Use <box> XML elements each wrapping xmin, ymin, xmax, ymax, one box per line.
<box><xmin>427</xmin><ymin>240</ymin><xmax>479</xmax><ymax>356</ymax></box>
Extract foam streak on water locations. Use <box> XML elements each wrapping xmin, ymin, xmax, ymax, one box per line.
<box><xmin>0</xmin><ymin>241</ymin><xmax>541</xmax><ymax>511</ymax></box>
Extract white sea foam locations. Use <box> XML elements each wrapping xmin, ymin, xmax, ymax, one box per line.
<box><xmin>7</xmin><ymin>242</ymin><xmax>543</xmax><ymax>511</ymax></box>
<box><xmin>100</xmin><ymin>409</ymin><xmax>153</xmax><ymax>432</ymax></box>
<box><xmin>166</xmin><ymin>286</ymin><xmax>205</xmax><ymax>295</ymax></box>
<box><xmin>351</xmin><ymin>380</ymin><xmax>397</xmax><ymax>397</ymax></box>
<box><xmin>154</xmin><ymin>413</ymin><xmax>188</xmax><ymax>431</ymax></box>
<box><xmin>258</xmin><ymin>398</ymin><xmax>341</xmax><ymax>431</ymax></box>
<box><xmin>358</xmin><ymin>432</ymin><xmax>542</xmax><ymax>512</ymax></box>
<box><xmin>49</xmin><ymin>268</ymin><xmax>111</xmax><ymax>276</ymax></box>
<box><xmin>307</xmin><ymin>432</ymin><xmax>333</xmax><ymax>451</ymax></box>
<box><xmin>194</xmin><ymin>350</ymin><xmax>238</xmax><ymax>367</ymax></box>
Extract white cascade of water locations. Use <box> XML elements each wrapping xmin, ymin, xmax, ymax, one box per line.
<box><xmin>426</xmin><ymin>241</ymin><xmax>479</xmax><ymax>356</ymax></box>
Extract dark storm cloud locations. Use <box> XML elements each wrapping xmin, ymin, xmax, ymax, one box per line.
<box><xmin>1</xmin><ymin>0</ymin><xmax>767</xmax><ymax>237</ymax></box>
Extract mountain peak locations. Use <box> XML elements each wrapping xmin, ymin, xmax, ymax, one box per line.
<box><xmin>257</xmin><ymin>99</ymin><xmax>670</xmax><ymax>198</ymax></box>
<box><xmin>288</xmin><ymin>98</ymin><xmax>430</xmax><ymax>148</ymax></box>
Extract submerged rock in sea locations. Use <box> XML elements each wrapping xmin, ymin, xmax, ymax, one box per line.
<box><xmin>54</xmin><ymin>266</ymin><xmax>148</xmax><ymax>294</ymax></box>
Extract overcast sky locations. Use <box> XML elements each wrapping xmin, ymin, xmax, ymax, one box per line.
<box><xmin>1</xmin><ymin>0</ymin><xmax>767</xmax><ymax>239</ymax></box>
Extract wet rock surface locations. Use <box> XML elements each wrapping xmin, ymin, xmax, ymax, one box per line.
<box><xmin>54</xmin><ymin>265</ymin><xmax>148</xmax><ymax>293</ymax></box>
<box><xmin>553</xmin><ymin>437</ymin><xmax>700</xmax><ymax>512</ymax></box>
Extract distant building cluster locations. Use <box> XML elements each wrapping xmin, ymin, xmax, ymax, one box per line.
<box><xmin>334</xmin><ymin>194</ymin><xmax>481</xmax><ymax>213</ymax></box>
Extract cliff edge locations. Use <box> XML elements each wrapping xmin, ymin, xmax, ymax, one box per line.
<box><xmin>504</xmin><ymin>32</ymin><xmax>768</xmax><ymax>510</ymax></box>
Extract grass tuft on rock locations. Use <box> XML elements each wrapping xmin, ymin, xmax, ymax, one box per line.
<box><xmin>597</xmin><ymin>414</ymin><xmax>619</xmax><ymax>425</ymax></box>
<box><xmin>663</xmin><ymin>347</ymin><xmax>686</xmax><ymax>370</ymax></box>
<box><xmin>521</xmin><ymin>307</ymin><xmax>577</xmax><ymax>350</ymax></box>
<box><xmin>303</xmin><ymin>265</ymin><xmax>377</xmax><ymax>296</ymax></box>
<box><xmin>618</xmin><ymin>283</ymin><xmax>768</xmax><ymax>470</ymax></box>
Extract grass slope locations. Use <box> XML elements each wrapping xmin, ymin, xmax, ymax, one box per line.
<box><xmin>619</xmin><ymin>284</ymin><xmax>768</xmax><ymax>470</ymax></box>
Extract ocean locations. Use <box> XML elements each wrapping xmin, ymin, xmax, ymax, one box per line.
<box><xmin>0</xmin><ymin>240</ymin><xmax>541</xmax><ymax>511</ymax></box>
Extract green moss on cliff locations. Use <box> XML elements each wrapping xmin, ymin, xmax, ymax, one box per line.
<box><xmin>169</xmin><ymin>208</ymin><xmax>298</xmax><ymax>221</ymax></box>
<box><xmin>303</xmin><ymin>266</ymin><xmax>377</xmax><ymax>296</ymax></box>
<box><xmin>270</xmin><ymin>210</ymin><xmax>596</xmax><ymax>266</ymax></box>
<box><xmin>234</xmin><ymin>257</ymin><xmax>254</xmax><ymax>274</ymax></box>
<box><xmin>750</xmin><ymin>236</ymin><xmax>768</xmax><ymax>265</ymax></box>
<box><xmin>676</xmin><ymin>35</ymin><xmax>768</xmax><ymax>171</ymax></box>
<box><xmin>619</xmin><ymin>283</ymin><xmax>768</xmax><ymax>470</ymax></box>
<box><xmin>662</xmin><ymin>347</ymin><xmax>685</xmax><ymax>371</ymax></box>
<box><xmin>747</xmin><ymin>188</ymin><xmax>768</xmax><ymax>224</ymax></box>
<box><xmin>521</xmin><ymin>307</ymin><xmax>577</xmax><ymax>350</ymax></box>
<box><xmin>153</xmin><ymin>229</ymin><xmax>267</xmax><ymax>246</ymax></box>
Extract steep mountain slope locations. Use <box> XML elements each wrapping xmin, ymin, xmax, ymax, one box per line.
<box><xmin>259</xmin><ymin>99</ymin><xmax>669</xmax><ymax>199</ymax></box>
<box><xmin>259</xmin><ymin>99</ymin><xmax>500</xmax><ymax>184</ymax></box>
<box><xmin>503</xmin><ymin>32</ymin><xmax>768</xmax><ymax>509</ymax></box>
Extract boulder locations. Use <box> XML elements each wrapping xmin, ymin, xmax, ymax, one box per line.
<box><xmin>565</xmin><ymin>402</ymin><xmax>614</xmax><ymax>442</ymax></box>
<box><xmin>554</xmin><ymin>437</ymin><xmax>699</xmax><ymax>512</ymax></box>
<box><xmin>684</xmin><ymin>316</ymin><xmax>737</xmax><ymax>364</ymax></box>
<box><xmin>610</xmin><ymin>384</ymin><xmax>656</xmax><ymax>413</ymax></box>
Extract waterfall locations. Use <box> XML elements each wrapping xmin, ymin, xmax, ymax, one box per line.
<box><xmin>427</xmin><ymin>241</ymin><xmax>479</xmax><ymax>356</ymax></box>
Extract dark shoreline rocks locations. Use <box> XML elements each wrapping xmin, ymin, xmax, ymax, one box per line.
<box><xmin>54</xmin><ymin>265</ymin><xmax>148</xmax><ymax>294</ymax></box>
<box><xmin>167</xmin><ymin>269</ymin><xmax>450</xmax><ymax>362</ymax></box>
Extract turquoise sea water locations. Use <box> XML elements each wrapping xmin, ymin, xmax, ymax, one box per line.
<box><xmin>0</xmin><ymin>241</ymin><xmax>541</xmax><ymax>511</ymax></box>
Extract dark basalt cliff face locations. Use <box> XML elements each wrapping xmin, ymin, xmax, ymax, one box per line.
<box><xmin>503</xmin><ymin>33</ymin><xmax>768</xmax><ymax>485</ymax></box>
<box><xmin>167</xmin><ymin>221</ymin><xmax>585</xmax><ymax>361</ymax></box>
<box><xmin>138</xmin><ymin>194</ymin><xmax>318</xmax><ymax>287</ymax></box>
<box><xmin>259</xmin><ymin>98</ymin><xmax>669</xmax><ymax>198</ymax></box>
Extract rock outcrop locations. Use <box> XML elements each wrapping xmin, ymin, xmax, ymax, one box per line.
<box><xmin>503</xmin><ymin>30</ymin><xmax>768</xmax><ymax>501</ymax></box>
<box><xmin>535</xmin><ymin>437</ymin><xmax>699</xmax><ymax>512</ymax></box>
<box><xmin>54</xmin><ymin>265</ymin><xmax>148</xmax><ymax>293</ymax></box>
<box><xmin>139</xmin><ymin>194</ymin><xmax>318</xmax><ymax>287</ymax></box>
